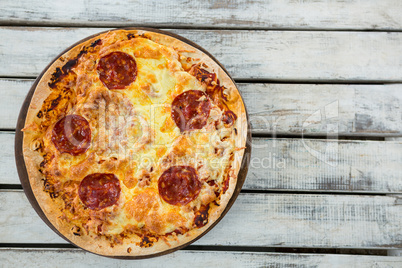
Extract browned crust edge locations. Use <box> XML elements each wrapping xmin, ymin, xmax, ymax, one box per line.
<box><xmin>18</xmin><ymin>28</ymin><xmax>250</xmax><ymax>258</ymax></box>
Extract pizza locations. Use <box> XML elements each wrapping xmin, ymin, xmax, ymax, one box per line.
<box><xmin>20</xmin><ymin>29</ymin><xmax>248</xmax><ymax>257</ymax></box>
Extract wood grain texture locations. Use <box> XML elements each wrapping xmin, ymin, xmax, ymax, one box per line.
<box><xmin>7</xmin><ymin>129</ymin><xmax>402</xmax><ymax>192</ymax></box>
<box><xmin>3</xmin><ymin>79</ymin><xmax>402</xmax><ymax>136</ymax></box>
<box><xmin>2</xmin><ymin>27</ymin><xmax>402</xmax><ymax>82</ymax></box>
<box><xmin>1</xmin><ymin>0</ymin><xmax>402</xmax><ymax>30</ymax></box>
<box><xmin>242</xmin><ymin>83</ymin><xmax>402</xmax><ymax>136</ymax></box>
<box><xmin>1</xmin><ymin>191</ymin><xmax>401</xmax><ymax>249</ymax></box>
<box><xmin>0</xmin><ymin>248</ymin><xmax>401</xmax><ymax>267</ymax></box>
<box><xmin>2</xmin><ymin>0</ymin><xmax>401</xmax><ymax>263</ymax></box>
<box><xmin>0</xmin><ymin>132</ymin><xmax>18</xmax><ymax>185</ymax></box>
<box><xmin>248</xmin><ymin>138</ymin><xmax>402</xmax><ymax>193</ymax></box>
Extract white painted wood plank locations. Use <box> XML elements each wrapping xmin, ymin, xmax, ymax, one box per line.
<box><xmin>248</xmin><ymin>138</ymin><xmax>402</xmax><ymax>193</ymax></box>
<box><xmin>0</xmin><ymin>132</ymin><xmax>18</xmax><ymax>185</ymax></box>
<box><xmin>243</xmin><ymin>83</ymin><xmax>402</xmax><ymax>136</ymax></box>
<box><xmin>2</xmin><ymin>27</ymin><xmax>402</xmax><ymax>81</ymax></box>
<box><xmin>3</xmin><ymin>79</ymin><xmax>402</xmax><ymax>136</ymax></box>
<box><xmin>1</xmin><ymin>191</ymin><xmax>401</xmax><ymax>249</ymax></box>
<box><xmin>1</xmin><ymin>0</ymin><xmax>402</xmax><ymax>30</ymax></box>
<box><xmin>0</xmin><ymin>79</ymin><xmax>30</xmax><ymax>129</ymax></box>
<box><xmin>7</xmin><ymin>130</ymin><xmax>402</xmax><ymax>192</ymax></box>
<box><xmin>0</xmin><ymin>248</ymin><xmax>401</xmax><ymax>268</ymax></box>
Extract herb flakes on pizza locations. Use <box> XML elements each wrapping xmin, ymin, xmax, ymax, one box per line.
<box><xmin>19</xmin><ymin>28</ymin><xmax>249</xmax><ymax>257</ymax></box>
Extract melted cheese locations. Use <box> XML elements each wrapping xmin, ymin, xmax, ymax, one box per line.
<box><xmin>40</xmin><ymin>33</ymin><xmax>236</xmax><ymax>239</ymax></box>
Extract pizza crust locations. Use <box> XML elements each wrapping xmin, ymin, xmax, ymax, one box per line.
<box><xmin>22</xmin><ymin>29</ymin><xmax>249</xmax><ymax>257</ymax></box>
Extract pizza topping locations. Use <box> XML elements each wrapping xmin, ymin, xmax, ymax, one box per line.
<box><xmin>194</xmin><ymin>204</ymin><xmax>209</xmax><ymax>228</ymax></box>
<box><xmin>145</xmin><ymin>212</ymin><xmax>165</xmax><ymax>234</ymax></box>
<box><xmin>138</xmin><ymin>170</ymin><xmax>151</xmax><ymax>187</ymax></box>
<box><xmin>188</xmin><ymin>64</ymin><xmax>238</xmax><ymax>128</ymax></box>
<box><xmin>222</xmin><ymin>110</ymin><xmax>237</xmax><ymax>127</ymax></box>
<box><xmin>138</xmin><ymin>235</ymin><xmax>158</xmax><ymax>248</ymax></box>
<box><xmin>97</xmin><ymin>51</ymin><xmax>137</xmax><ymax>89</ymax></box>
<box><xmin>222</xmin><ymin>173</ymin><xmax>230</xmax><ymax>194</ymax></box>
<box><xmin>78</xmin><ymin>173</ymin><xmax>121</xmax><ymax>210</ymax></box>
<box><xmin>71</xmin><ymin>225</ymin><xmax>82</xmax><ymax>236</ymax></box>
<box><xmin>123</xmin><ymin>170</ymin><xmax>137</xmax><ymax>189</ymax></box>
<box><xmin>158</xmin><ymin>166</ymin><xmax>202</xmax><ymax>206</ymax></box>
<box><xmin>171</xmin><ymin>90</ymin><xmax>211</xmax><ymax>132</ymax></box>
<box><xmin>51</xmin><ymin>115</ymin><xmax>91</xmax><ymax>156</ymax></box>
<box><xmin>125</xmin><ymin>190</ymin><xmax>160</xmax><ymax>222</ymax></box>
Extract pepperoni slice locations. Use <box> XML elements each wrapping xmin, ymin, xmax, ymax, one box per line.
<box><xmin>51</xmin><ymin>115</ymin><xmax>91</xmax><ymax>156</ymax></box>
<box><xmin>158</xmin><ymin>166</ymin><xmax>201</xmax><ymax>206</ymax></box>
<box><xmin>78</xmin><ymin>173</ymin><xmax>121</xmax><ymax>210</ymax></box>
<box><xmin>171</xmin><ymin>90</ymin><xmax>211</xmax><ymax>132</ymax></box>
<box><xmin>97</xmin><ymin>51</ymin><xmax>137</xmax><ymax>89</ymax></box>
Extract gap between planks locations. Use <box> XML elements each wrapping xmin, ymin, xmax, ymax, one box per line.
<box><xmin>4</xmin><ymin>23</ymin><xmax>402</xmax><ymax>33</ymax></box>
<box><xmin>0</xmin><ymin>248</ymin><xmax>400</xmax><ymax>267</ymax></box>
<box><xmin>0</xmin><ymin>244</ymin><xmax>388</xmax><ymax>256</ymax></box>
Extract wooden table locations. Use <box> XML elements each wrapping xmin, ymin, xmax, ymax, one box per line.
<box><xmin>1</xmin><ymin>1</ymin><xmax>402</xmax><ymax>267</ymax></box>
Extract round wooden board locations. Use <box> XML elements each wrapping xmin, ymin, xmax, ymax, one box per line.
<box><xmin>14</xmin><ymin>27</ymin><xmax>252</xmax><ymax>259</ymax></box>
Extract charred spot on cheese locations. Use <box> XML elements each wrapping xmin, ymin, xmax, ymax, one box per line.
<box><xmin>127</xmin><ymin>33</ymin><xmax>145</xmax><ymax>40</ymax></box>
<box><xmin>42</xmin><ymin>175</ymin><xmax>59</xmax><ymax>199</ymax></box>
<box><xmin>40</xmin><ymin>154</ymin><xmax>58</xmax><ymax>198</ymax></box>
<box><xmin>49</xmin><ymin>41</ymin><xmax>101</xmax><ymax>88</ymax></box>
<box><xmin>90</xmin><ymin>38</ymin><xmax>102</xmax><ymax>48</ymax></box>
<box><xmin>39</xmin><ymin>153</ymin><xmax>53</xmax><ymax>169</ymax></box>
<box><xmin>49</xmin><ymin>92</ymin><xmax>62</xmax><ymax>109</ymax></box>
<box><xmin>194</xmin><ymin>204</ymin><xmax>209</xmax><ymax>228</ymax></box>
<box><xmin>71</xmin><ymin>225</ymin><xmax>82</xmax><ymax>236</ymax></box>
<box><xmin>39</xmin><ymin>88</ymin><xmax>75</xmax><ymax>130</ymax></box>
<box><xmin>190</xmin><ymin>64</ymin><xmax>217</xmax><ymax>84</ymax></box>
<box><xmin>138</xmin><ymin>235</ymin><xmax>158</xmax><ymax>248</ymax></box>
<box><xmin>48</xmin><ymin>58</ymin><xmax>79</xmax><ymax>89</ymax></box>
<box><xmin>222</xmin><ymin>110</ymin><xmax>237</xmax><ymax>128</ymax></box>
<box><xmin>48</xmin><ymin>67</ymin><xmax>64</xmax><ymax>89</ymax></box>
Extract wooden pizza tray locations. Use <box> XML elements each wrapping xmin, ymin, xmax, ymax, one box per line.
<box><xmin>14</xmin><ymin>27</ymin><xmax>252</xmax><ymax>259</ymax></box>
